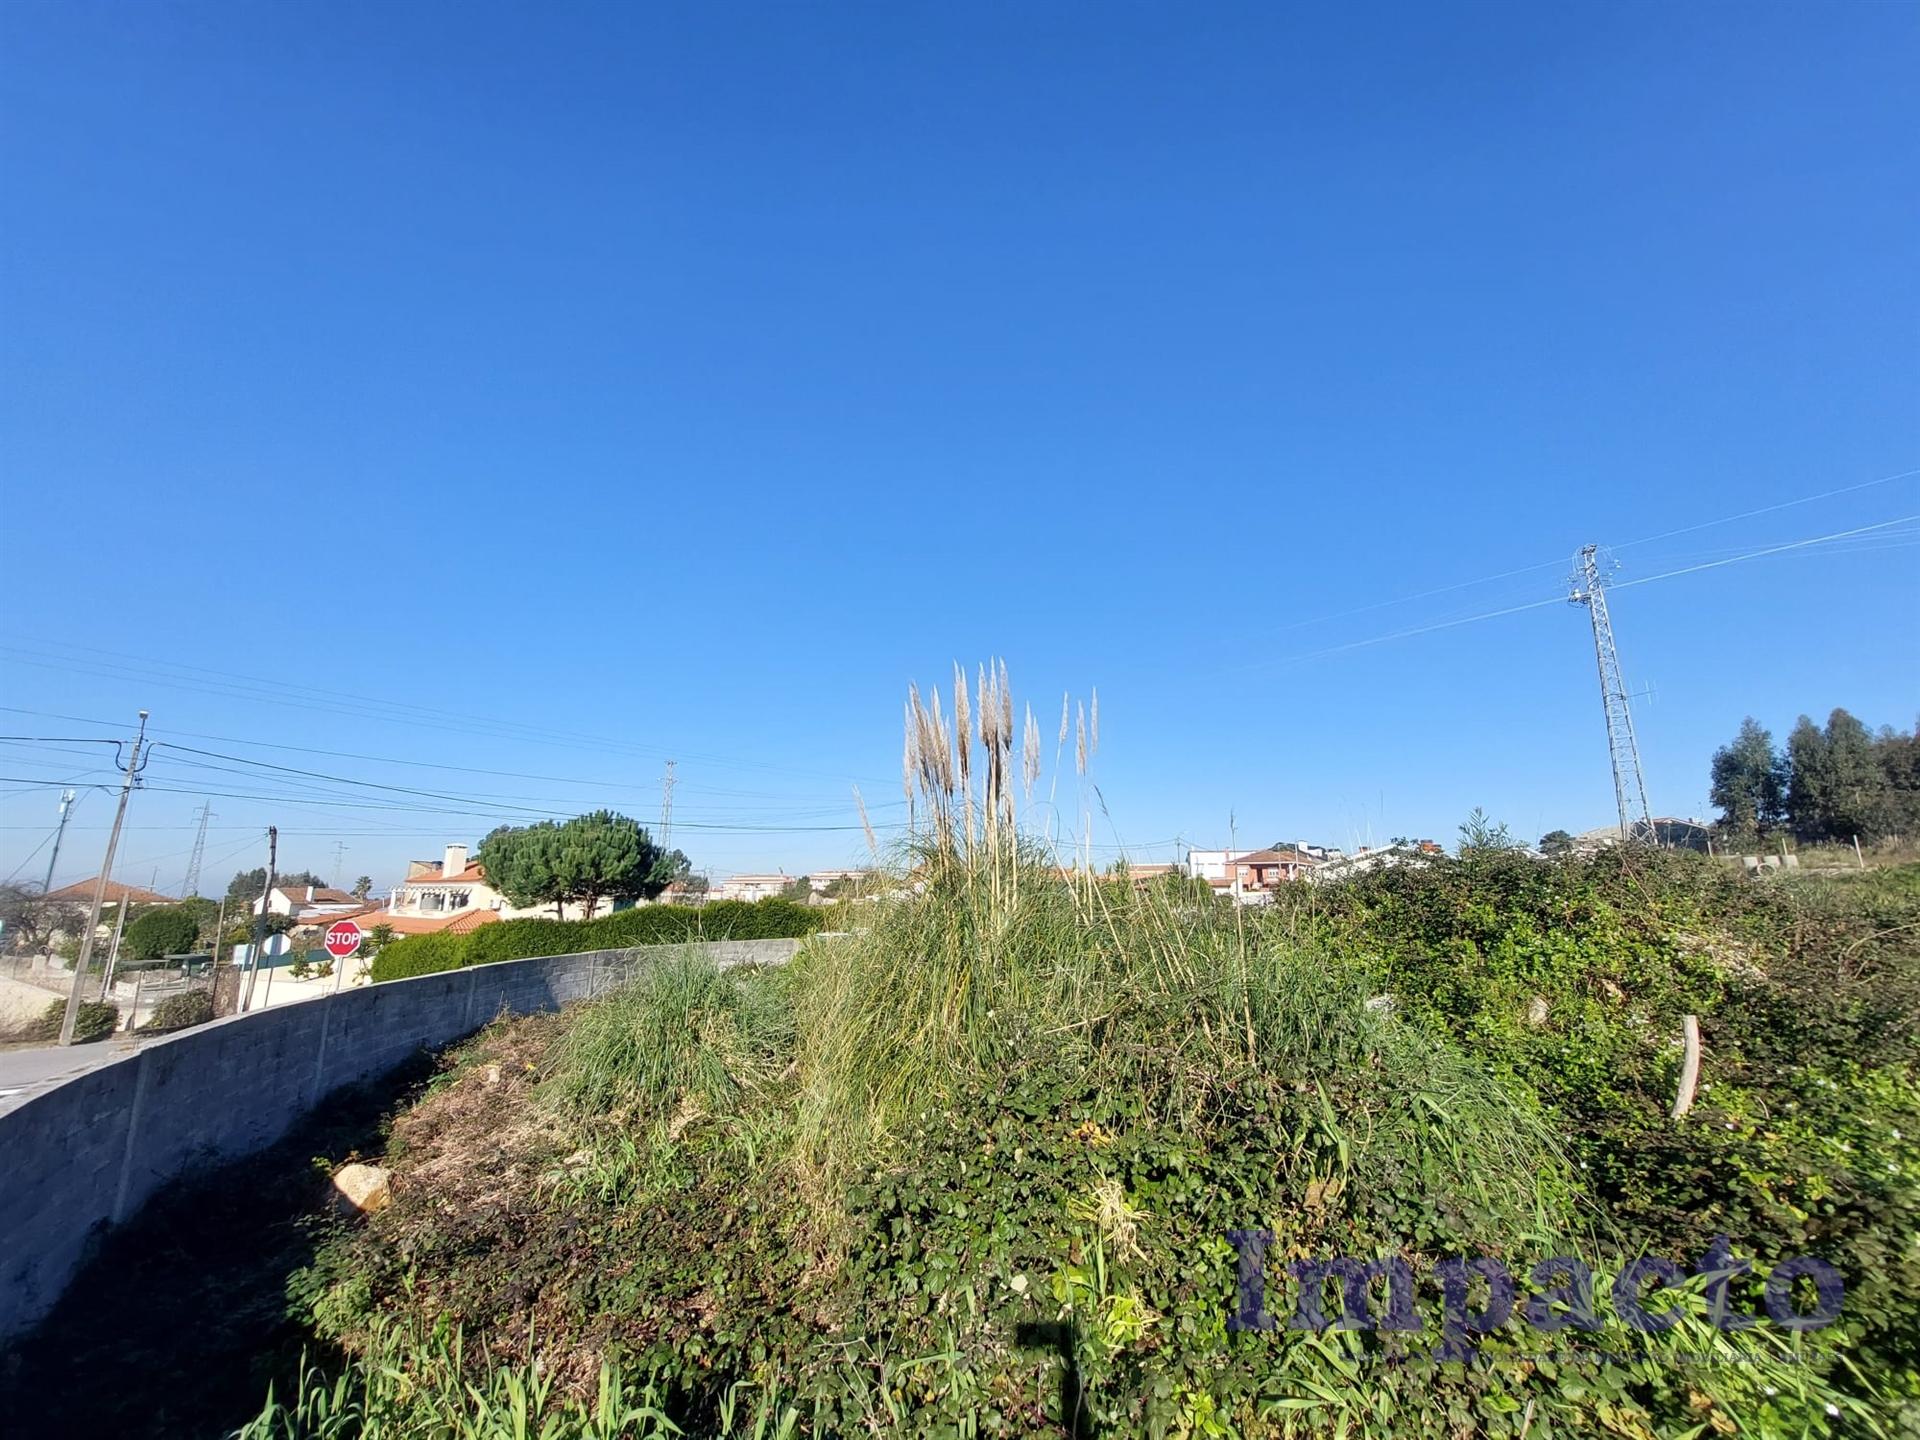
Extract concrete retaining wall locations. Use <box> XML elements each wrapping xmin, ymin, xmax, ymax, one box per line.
<box><xmin>0</xmin><ymin>938</ymin><xmax>799</xmax><ymax>1343</ymax></box>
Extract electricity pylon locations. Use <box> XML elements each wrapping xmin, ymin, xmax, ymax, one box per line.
<box><xmin>182</xmin><ymin>801</ymin><xmax>213</xmax><ymax>898</ymax></box>
<box><xmin>660</xmin><ymin>759</ymin><xmax>676</xmax><ymax>850</ymax></box>
<box><xmin>1569</xmin><ymin>545</ymin><xmax>1653</xmax><ymax>843</ymax></box>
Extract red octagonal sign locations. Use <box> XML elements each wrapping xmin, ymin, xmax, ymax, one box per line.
<box><xmin>323</xmin><ymin>919</ymin><xmax>365</xmax><ymax>961</ymax></box>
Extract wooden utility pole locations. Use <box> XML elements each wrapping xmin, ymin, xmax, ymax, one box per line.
<box><xmin>59</xmin><ymin>712</ymin><xmax>148</xmax><ymax>1046</ymax></box>
<box><xmin>240</xmin><ymin>827</ymin><xmax>277</xmax><ymax>1013</ymax></box>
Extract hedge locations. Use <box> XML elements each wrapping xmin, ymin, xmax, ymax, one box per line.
<box><xmin>367</xmin><ymin>898</ymin><xmax>832</xmax><ymax>983</ymax></box>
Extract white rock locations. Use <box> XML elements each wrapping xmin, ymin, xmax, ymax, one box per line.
<box><xmin>331</xmin><ymin>1162</ymin><xmax>393</xmax><ymax>1215</ymax></box>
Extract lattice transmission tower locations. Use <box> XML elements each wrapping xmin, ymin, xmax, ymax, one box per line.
<box><xmin>660</xmin><ymin>759</ymin><xmax>676</xmax><ymax>850</ymax></box>
<box><xmin>182</xmin><ymin>800</ymin><xmax>214</xmax><ymax>898</ymax></box>
<box><xmin>1568</xmin><ymin>545</ymin><xmax>1652</xmax><ymax>843</ymax></box>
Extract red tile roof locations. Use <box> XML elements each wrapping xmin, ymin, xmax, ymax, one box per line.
<box><xmin>44</xmin><ymin>878</ymin><xmax>175</xmax><ymax>906</ymax></box>
<box><xmin>1234</xmin><ymin>848</ymin><xmax>1321</xmax><ymax>867</ymax></box>
<box><xmin>359</xmin><ymin>907</ymin><xmax>501</xmax><ymax>937</ymax></box>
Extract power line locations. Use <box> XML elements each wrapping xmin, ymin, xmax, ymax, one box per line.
<box><xmin>1240</xmin><ymin>512</ymin><xmax>1919</xmax><ymax>674</ymax></box>
<box><xmin>1245</xmin><ymin>462</ymin><xmax>1919</xmax><ymax>643</ymax></box>
<box><xmin>0</xmin><ymin>641</ymin><xmax>894</xmax><ymax>787</ymax></box>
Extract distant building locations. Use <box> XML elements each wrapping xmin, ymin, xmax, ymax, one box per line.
<box><xmin>392</xmin><ymin>844</ymin><xmax>497</xmax><ymax>918</ymax></box>
<box><xmin>1571</xmin><ymin>818</ymin><xmax>1714</xmax><ymax>854</ymax></box>
<box><xmin>1233</xmin><ymin>847</ymin><xmax>1324</xmax><ymax>893</ymax></box>
<box><xmin>1310</xmin><ymin>840</ymin><xmax>1443</xmax><ymax>883</ymax></box>
<box><xmin>1184</xmin><ymin>849</ymin><xmax>1245</xmax><ymax>888</ymax></box>
<box><xmin>254</xmin><ymin>882</ymin><xmax>364</xmax><ymax>925</ymax></box>
<box><xmin>713</xmin><ymin>873</ymin><xmax>793</xmax><ymax>902</ymax></box>
<box><xmin>1185</xmin><ymin>842</ymin><xmax>1343</xmax><ymax>901</ymax></box>
<box><xmin>385</xmin><ymin>842</ymin><xmax>624</xmax><ymax>923</ymax></box>
<box><xmin>44</xmin><ymin>878</ymin><xmax>174</xmax><ymax>908</ymax></box>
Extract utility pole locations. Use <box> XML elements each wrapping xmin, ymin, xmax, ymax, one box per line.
<box><xmin>42</xmin><ymin>788</ymin><xmax>78</xmax><ymax>894</ymax></box>
<box><xmin>100</xmin><ymin>897</ymin><xmax>132</xmax><ymax>999</ymax></box>
<box><xmin>241</xmin><ymin>827</ymin><xmax>277</xmax><ymax>1013</ymax></box>
<box><xmin>1569</xmin><ymin>545</ymin><xmax>1653</xmax><ymax>843</ymax></box>
<box><xmin>182</xmin><ymin>801</ymin><xmax>213</xmax><ymax>899</ymax></box>
<box><xmin>659</xmin><ymin>759</ymin><xmax>676</xmax><ymax>851</ymax></box>
<box><xmin>59</xmin><ymin>712</ymin><xmax>149</xmax><ymax>1046</ymax></box>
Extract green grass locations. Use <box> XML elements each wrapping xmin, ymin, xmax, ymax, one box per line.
<box><xmin>249</xmin><ymin>669</ymin><xmax>1920</xmax><ymax>1440</ymax></box>
<box><xmin>544</xmin><ymin>950</ymin><xmax>793</xmax><ymax>1128</ymax></box>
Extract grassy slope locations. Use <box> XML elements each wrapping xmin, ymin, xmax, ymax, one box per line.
<box><xmin>249</xmin><ymin>853</ymin><xmax>1919</xmax><ymax>1439</ymax></box>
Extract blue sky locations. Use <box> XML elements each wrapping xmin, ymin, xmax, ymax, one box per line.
<box><xmin>2</xmin><ymin>2</ymin><xmax>1915</xmax><ymax>893</ymax></box>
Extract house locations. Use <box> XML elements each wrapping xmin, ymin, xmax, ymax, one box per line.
<box><xmin>1185</xmin><ymin>842</ymin><xmax>1340</xmax><ymax>901</ymax></box>
<box><xmin>253</xmin><ymin>882</ymin><xmax>364</xmax><ymax>926</ymax></box>
<box><xmin>44</xmin><ymin>877</ymin><xmax>174</xmax><ymax>908</ymax></box>
<box><xmin>1232</xmin><ymin>847</ymin><xmax>1323</xmax><ymax>892</ymax></box>
<box><xmin>712</xmin><ymin>873</ymin><xmax>793</xmax><ymax>902</ymax></box>
<box><xmin>385</xmin><ymin>842</ymin><xmax>623</xmax><ymax>923</ymax></box>
<box><xmin>1183</xmin><ymin>850</ymin><xmax>1246</xmax><ymax>887</ymax></box>
<box><xmin>391</xmin><ymin>844</ymin><xmax>499</xmax><ymax>919</ymax></box>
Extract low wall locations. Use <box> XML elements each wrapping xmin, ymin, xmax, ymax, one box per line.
<box><xmin>0</xmin><ymin>938</ymin><xmax>799</xmax><ymax>1343</ymax></box>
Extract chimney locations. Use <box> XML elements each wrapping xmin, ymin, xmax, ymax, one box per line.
<box><xmin>305</xmin><ymin>885</ymin><xmax>315</xmax><ymax>903</ymax></box>
<box><xmin>443</xmin><ymin>843</ymin><xmax>468</xmax><ymax>879</ymax></box>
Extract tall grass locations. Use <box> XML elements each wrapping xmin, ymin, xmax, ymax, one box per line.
<box><xmin>543</xmin><ymin>950</ymin><xmax>792</xmax><ymax>1128</ymax></box>
<box><xmin>786</xmin><ymin>665</ymin><xmax>1577</xmax><ymax>1244</ymax></box>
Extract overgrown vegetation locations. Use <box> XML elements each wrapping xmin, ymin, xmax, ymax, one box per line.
<box><xmin>236</xmin><ymin>668</ymin><xmax>1918</xmax><ymax>1438</ymax></box>
<box><xmin>367</xmin><ymin>897</ymin><xmax>829</xmax><ymax>982</ymax></box>
<box><xmin>143</xmin><ymin>988</ymin><xmax>215</xmax><ymax>1032</ymax></box>
<box><xmin>23</xmin><ymin>996</ymin><xmax>118</xmax><ymax>1043</ymax></box>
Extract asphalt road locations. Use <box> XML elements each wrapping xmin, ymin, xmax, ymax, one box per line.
<box><xmin>0</xmin><ymin>1034</ymin><xmax>145</xmax><ymax>1116</ymax></box>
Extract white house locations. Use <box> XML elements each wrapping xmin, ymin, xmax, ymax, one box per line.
<box><xmin>253</xmin><ymin>882</ymin><xmax>364</xmax><ymax>925</ymax></box>
<box><xmin>712</xmin><ymin>873</ymin><xmax>793</xmax><ymax>902</ymax></box>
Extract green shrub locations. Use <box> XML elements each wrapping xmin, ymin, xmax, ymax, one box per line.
<box><xmin>25</xmin><ymin>997</ymin><xmax>118</xmax><ymax>1043</ymax></box>
<box><xmin>365</xmin><ymin>931</ymin><xmax>469</xmax><ymax>983</ymax></box>
<box><xmin>145</xmin><ymin>989</ymin><xmax>213</xmax><ymax>1033</ymax></box>
<box><xmin>124</xmin><ymin>906</ymin><xmax>201</xmax><ymax>961</ymax></box>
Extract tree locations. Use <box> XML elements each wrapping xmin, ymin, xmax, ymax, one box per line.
<box><xmin>352</xmin><ymin>875</ymin><xmax>374</xmax><ymax>900</ymax></box>
<box><xmin>1875</xmin><ymin>722</ymin><xmax>1920</xmax><ymax>838</ymax></box>
<box><xmin>225</xmin><ymin>867</ymin><xmax>325</xmax><ymax>905</ymax></box>
<box><xmin>1708</xmin><ymin>717</ymin><xmax>1785</xmax><ymax>838</ymax></box>
<box><xmin>480</xmin><ymin>811</ymin><xmax>674</xmax><ymax>920</ymax></box>
<box><xmin>1458</xmin><ymin>807</ymin><xmax>1515</xmax><ymax>856</ymax></box>
<box><xmin>124</xmin><ymin>906</ymin><xmax>202</xmax><ymax>961</ymax></box>
<box><xmin>1538</xmin><ymin>829</ymin><xmax>1576</xmax><ymax>857</ymax></box>
<box><xmin>781</xmin><ymin>876</ymin><xmax>814</xmax><ymax>902</ymax></box>
<box><xmin>478</xmin><ymin>821</ymin><xmax>567</xmax><ymax>918</ymax></box>
<box><xmin>1784</xmin><ymin>716</ymin><xmax>1831</xmax><ymax>842</ymax></box>
<box><xmin>1822</xmin><ymin>708</ymin><xmax>1880</xmax><ymax>840</ymax></box>
<box><xmin>0</xmin><ymin>884</ymin><xmax>84</xmax><ymax>955</ymax></box>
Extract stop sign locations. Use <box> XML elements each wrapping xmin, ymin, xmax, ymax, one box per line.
<box><xmin>323</xmin><ymin>919</ymin><xmax>364</xmax><ymax>960</ymax></box>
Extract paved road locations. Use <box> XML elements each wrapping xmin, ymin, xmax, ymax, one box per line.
<box><xmin>0</xmin><ymin>1035</ymin><xmax>146</xmax><ymax>1116</ymax></box>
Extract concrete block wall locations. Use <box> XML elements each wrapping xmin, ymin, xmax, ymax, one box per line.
<box><xmin>0</xmin><ymin>938</ymin><xmax>799</xmax><ymax>1344</ymax></box>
